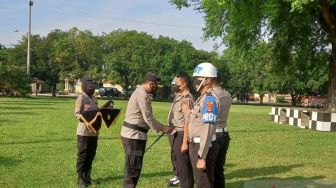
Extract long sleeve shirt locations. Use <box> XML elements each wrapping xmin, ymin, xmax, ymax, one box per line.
<box><xmin>189</xmin><ymin>88</ymin><xmax>219</xmax><ymax>159</ymax></box>
<box><xmin>120</xmin><ymin>85</ymin><xmax>163</xmax><ymax>140</ymax></box>
<box><xmin>212</xmin><ymin>86</ymin><xmax>232</xmax><ymax>129</ymax></box>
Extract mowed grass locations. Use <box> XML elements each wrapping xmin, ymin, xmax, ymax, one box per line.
<box><xmin>0</xmin><ymin>97</ymin><xmax>335</xmax><ymax>188</ymax></box>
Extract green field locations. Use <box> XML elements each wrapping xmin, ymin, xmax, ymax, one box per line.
<box><xmin>0</xmin><ymin>97</ymin><xmax>335</xmax><ymax>188</ymax></box>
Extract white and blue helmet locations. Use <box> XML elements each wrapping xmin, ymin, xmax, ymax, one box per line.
<box><xmin>193</xmin><ymin>62</ymin><xmax>218</xmax><ymax>78</ymax></box>
<box><xmin>171</xmin><ymin>77</ymin><xmax>177</xmax><ymax>85</ymax></box>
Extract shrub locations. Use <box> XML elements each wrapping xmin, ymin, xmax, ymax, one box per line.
<box><xmin>0</xmin><ymin>65</ymin><xmax>31</xmax><ymax>96</ymax></box>
<box><xmin>276</xmin><ymin>96</ymin><xmax>286</xmax><ymax>103</ymax></box>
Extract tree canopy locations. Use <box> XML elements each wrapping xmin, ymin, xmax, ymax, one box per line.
<box><xmin>170</xmin><ymin>0</ymin><xmax>335</xmax><ymax>109</ymax></box>
<box><xmin>0</xmin><ymin>28</ymin><xmax>220</xmax><ymax>98</ymax></box>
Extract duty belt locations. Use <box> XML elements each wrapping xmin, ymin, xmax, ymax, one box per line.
<box><xmin>189</xmin><ymin>135</ymin><xmax>216</xmax><ymax>144</ymax></box>
<box><xmin>123</xmin><ymin>121</ymin><xmax>149</xmax><ymax>133</ymax></box>
<box><xmin>216</xmin><ymin>127</ymin><xmax>228</xmax><ymax>133</ymax></box>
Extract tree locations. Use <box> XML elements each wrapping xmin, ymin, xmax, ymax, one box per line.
<box><xmin>4</xmin><ymin>28</ymin><xmax>219</xmax><ymax>99</ymax></box>
<box><xmin>0</xmin><ymin>44</ymin><xmax>31</xmax><ymax>96</ymax></box>
<box><xmin>249</xmin><ymin>42</ymin><xmax>274</xmax><ymax>104</ymax></box>
<box><xmin>171</xmin><ymin>0</ymin><xmax>335</xmax><ymax>110</ymax></box>
<box><xmin>65</xmin><ymin>28</ymin><xmax>104</xmax><ymax>80</ymax></box>
<box><xmin>31</xmin><ymin>28</ymin><xmax>104</xmax><ymax>96</ymax></box>
<box><xmin>221</xmin><ymin>48</ymin><xmax>253</xmax><ymax>101</ymax></box>
<box><xmin>102</xmin><ymin>30</ymin><xmax>155</xmax><ymax>98</ymax></box>
<box><xmin>0</xmin><ymin>44</ymin><xmax>8</xmax><ymax>93</ymax></box>
<box><xmin>35</xmin><ymin>34</ymin><xmax>63</xmax><ymax>96</ymax></box>
<box><xmin>0</xmin><ymin>44</ymin><xmax>6</xmax><ymax>63</ymax></box>
<box><xmin>151</xmin><ymin>37</ymin><xmax>216</xmax><ymax>99</ymax></box>
<box><xmin>102</xmin><ymin>30</ymin><xmax>219</xmax><ymax>99</ymax></box>
<box><xmin>7</xmin><ymin>33</ymin><xmax>60</xmax><ymax>96</ymax></box>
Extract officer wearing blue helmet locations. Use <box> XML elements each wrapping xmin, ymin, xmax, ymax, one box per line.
<box><xmin>189</xmin><ymin>62</ymin><xmax>220</xmax><ymax>188</ymax></box>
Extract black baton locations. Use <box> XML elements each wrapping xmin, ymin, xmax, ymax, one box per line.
<box><xmin>145</xmin><ymin>133</ymin><xmax>165</xmax><ymax>153</ymax></box>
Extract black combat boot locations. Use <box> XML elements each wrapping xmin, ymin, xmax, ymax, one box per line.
<box><xmin>85</xmin><ymin>169</ymin><xmax>97</xmax><ymax>186</ymax></box>
<box><xmin>78</xmin><ymin>173</ymin><xmax>88</xmax><ymax>188</ymax></box>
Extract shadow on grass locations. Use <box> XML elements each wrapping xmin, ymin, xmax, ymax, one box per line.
<box><xmin>225</xmin><ymin>163</ymin><xmax>236</xmax><ymax>168</ymax></box>
<box><xmin>0</xmin><ymin>138</ymin><xmax>76</xmax><ymax>145</ymax></box>
<box><xmin>0</xmin><ymin>106</ymin><xmax>57</xmax><ymax>110</ymax></box>
<box><xmin>0</xmin><ymin>99</ymin><xmax>69</xmax><ymax>106</ymax></box>
<box><xmin>231</xmin><ymin>129</ymin><xmax>293</xmax><ymax>133</ymax></box>
<box><xmin>226</xmin><ymin>164</ymin><xmax>326</xmax><ymax>187</ymax></box>
<box><xmin>226</xmin><ymin>164</ymin><xmax>303</xmax><ymax>179</ymax></box>
<box><xmin>0</xmin><ymin>111</ymin><xmax>40</xmax><ymax>116</ymax></box>
<box><xmin>96</xmin><ymin>171</ymin><xmax>172</xmax><ymax>184</ymax></box>
<box><xmin>94</xmin><ymin>175</ymin><xmax>123</xmax><ymax>184</ymax></box>
<box><xmin>0</xmin><ymin>120</ymin><xmax>19</xmax><ymax>126</ymax></box>
<box><xmin>141</xmin><ymin>171</ymin><xmax>172</xmax><ymax>178</ymax></box>
<box><xmin>0</xmin><ymin>137</ymin><xmax>120</xmax><ymax>145</ymax></box>
<box><xmin>228</xmin><ymin>175</ymin><xmax>325</xmax><ymax>188</ymax></box>
<box><xmin>0</xmin><ymin>157</ymin><xmax>21</xmax><ymax>167</ymax></box>
<box><xmin>230</xmin><ymin>126</ymin><xmax>311</xmax><ymax>135</ymax></box>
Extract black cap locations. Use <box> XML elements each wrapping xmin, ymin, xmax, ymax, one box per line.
<box><xmin>144</xmin><ymin>72</ymin><xmax>161</xmax><ymax>84</ymax></box>
<box><xmin>82</xmin><ymin>77</ymin><xmax>96</xmax><ymax>84</ymax></box>
<box><xmin>82</xmin><ymin>77</ymin><xmax>97</xmax><ymax>90</ymax></box>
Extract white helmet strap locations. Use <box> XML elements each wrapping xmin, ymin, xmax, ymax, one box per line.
<box><xmin>196</xmin><ymin>77</ymin><xmax>206</xmax><ymax>92</ymax></box>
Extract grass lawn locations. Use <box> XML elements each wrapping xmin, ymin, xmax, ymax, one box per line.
<box><xmin>0</xmin><ymin>97</ymin><xmax>335</xmax><ymax>188</ymax></box>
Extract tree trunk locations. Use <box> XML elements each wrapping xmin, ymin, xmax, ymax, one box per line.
<box><xmin>290</xmin><ymin>92</ymin><xmax>297</xmax><ymax>106</ymax></box>
<box><xmin>326</xmin><ymin>44</ymin><xmax>336</xmax><ymax>111</ymax></box>
<box><xmin>320</xmin><ymin>0</ymin><xmax>336</xmax><ymax>112</ymax></box>
<box><xmin>52</xmin><ymin>84</ymin><xmax>56</xmax><ymax>97</ymax></box>
<box><xmin>124</xmin><ymin>76</ymin><xmax>129</xmax><ymax>99</ymax></box>
<box><xmin>35</xmin><ymin>81</ymin><xmax>39</xmax><ymax>96</ymax></box>
<box><xmin>259</xmin><ymin>94</ymin><xmax>264</xmax><ymax>104</ymax></box>
<box><xmin>124</xmin><ymin>84</ymin><xmax>129</xmax><ymax>99</ymax></box>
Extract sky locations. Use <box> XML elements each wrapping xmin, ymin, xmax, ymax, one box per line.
<box><xmin>0</xmin><ymin>0</ymin><xmax>223</xmax><ymax>52</ymax></box>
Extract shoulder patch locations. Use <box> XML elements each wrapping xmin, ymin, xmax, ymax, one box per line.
<box><xmin>201</xmin><ymin>95</ymin><xmax>218</xmax><ymax>123</ymax></box>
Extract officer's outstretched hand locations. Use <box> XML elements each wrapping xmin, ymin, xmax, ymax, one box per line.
<box><xmin>181</xmin><ymin>143</ymin><xmax>188</xmax><ymax>153</ymax></box>
<box><xmin>161</xmin><ymin>125</ymin><xmax>173</xmax><ymax>134</ymax></box>
<box><xmin>196</xmin><ymin>159</ymin><xmax>206</xmax><ymax>170</ymax></box>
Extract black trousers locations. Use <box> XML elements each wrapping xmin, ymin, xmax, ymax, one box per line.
<box><xmin>189</xmin><ymin>140</ymin><xmax>219</xmax><ymax>188</ymax></box>
<box><xmin>168</xmin><ymin>134</ymin><xmax>178</xmax><ymax>178</ymax></box>
<box><xmin>121</xmin><ymin>137</ymin><xmax>146</xmax><ymax>188</ymax></box>
<box><xmin>214</xmin><ymin>132</ymin><xmax>230</xmax><ymax>188</ymax></box>
<box><xmin>76</xmin><ymin>135</ymin><xmax>98</xmax><ymax>174</ymax></box>
<box><xmin>169</xmin><ymin>131</ymin><xmax>194</xmax><ymax>188</ymax></box>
